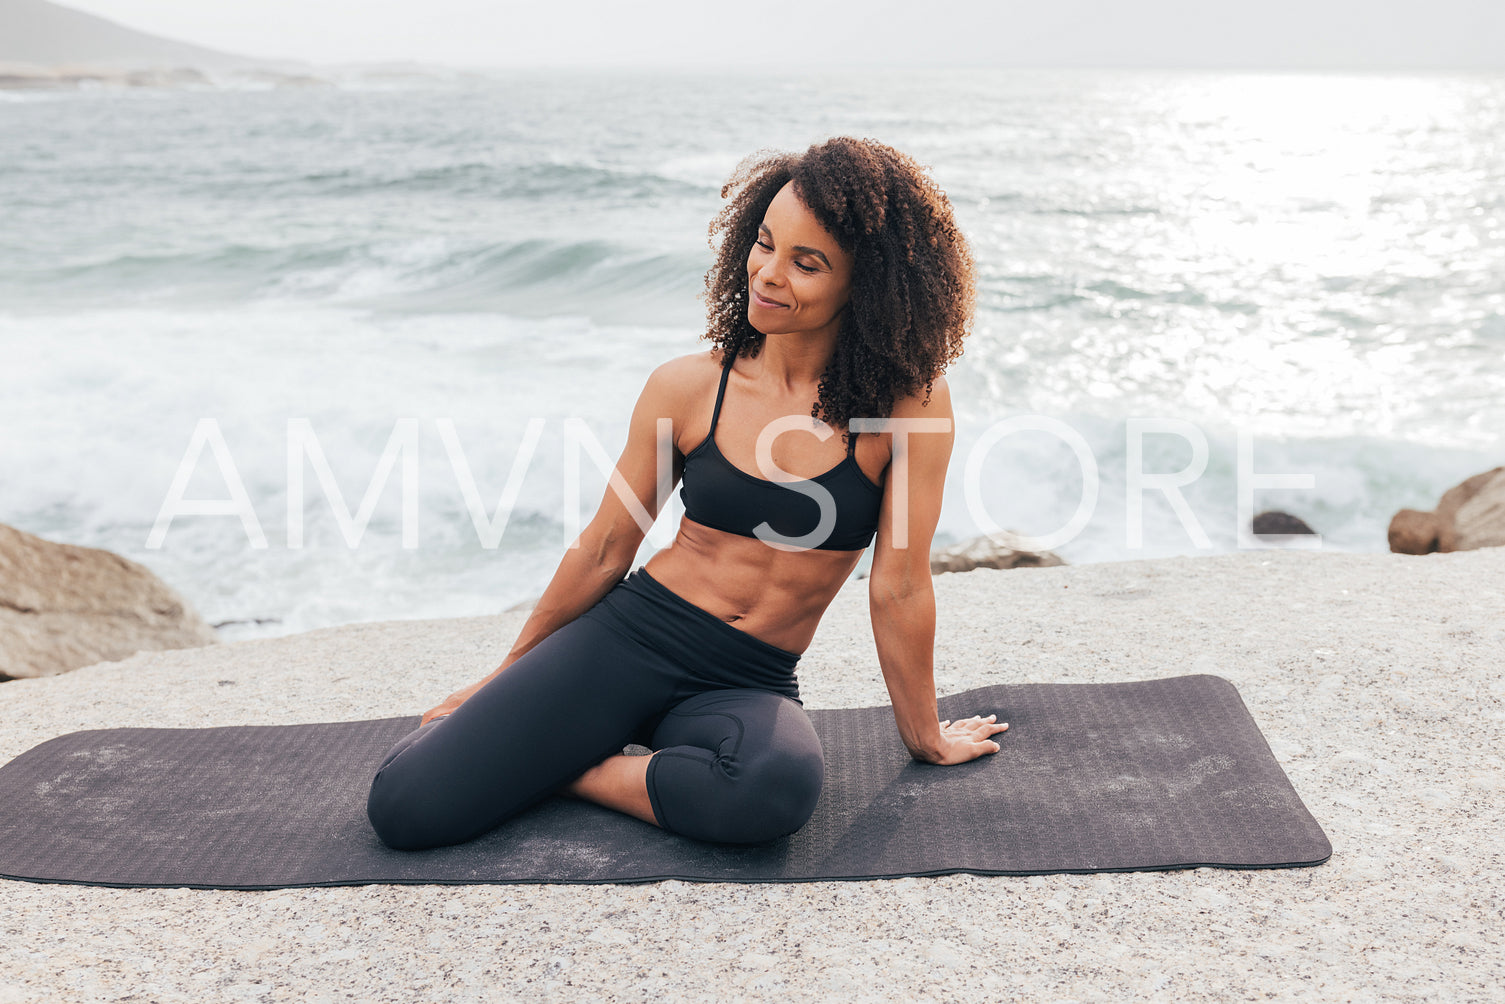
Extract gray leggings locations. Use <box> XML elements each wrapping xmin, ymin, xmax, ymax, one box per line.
<box><xmin>366</xmin><ymin>567</ymin><xmax>824</xmax><ymax>850</ymax></box>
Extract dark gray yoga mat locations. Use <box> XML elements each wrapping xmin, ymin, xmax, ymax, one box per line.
<box><xmin>0</xmin><ymin>675</ymin><xmax>1329</xmax><ymax>888</ymax></box>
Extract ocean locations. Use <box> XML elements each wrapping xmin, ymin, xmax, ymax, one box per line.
<box><xmin>2</xmin><ymin>69</ymin><xmax>1501</xmax><ymax>641</ymax></box>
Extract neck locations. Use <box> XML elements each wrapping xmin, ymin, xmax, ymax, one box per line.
<box><xmin>753</xmin><ymin>329</ymin><xmax>839</xmax><ymax>392</ymax></box>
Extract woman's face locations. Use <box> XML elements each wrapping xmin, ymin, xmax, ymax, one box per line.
<box><xmin>746</xmin><ymin>182</ymin><xmax>853</xmax><ymax>342</ymax></box>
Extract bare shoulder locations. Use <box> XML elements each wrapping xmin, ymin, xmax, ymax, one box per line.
<box><xmin>889</xmin><ymin>372</ymin><xmax>953</xmax><ymax>419</ymax></box>
<box><xmin>632</xmin><ymin>349</ymin><xmax>725</xmax><ymax>456</ymax></box>
<box><xmin>649</xmin><ymin>347</ymin><xmax>725</xmax><ymax>381</ymax></box>
<box><xmin>640</xmin><ymin>349</ymin><xmax>719</xmax><ymax>402</ymax></box>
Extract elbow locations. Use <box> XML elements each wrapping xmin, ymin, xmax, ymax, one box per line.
<box><xmin>868</xmin><ymin>571</ymin><xmax>934</xmax><ymax>611</ymax></box>
<box><xmin>595</xmin><ymin>542</ymin><xmax>635</xmax><ymax>581</ymax></box>
<box><xmin>589</xmin><ymin>549</ymin><xmax>635</xmax><ymax>588</ymax></box>
<box><xmin>573</xmin><ymin>523</ymin><xmax>639</xmax><ymax>580</ymax></box>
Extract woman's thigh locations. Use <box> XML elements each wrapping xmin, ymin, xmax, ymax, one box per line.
<box><xmin>645</xmin><ymin>688</ymin><xmax>825</xmax><ymax>844</ymax></box>
<box><xmin>366</xmin><ymin>614</ymin><xmax>679</xmax><ymax>850</ymax></box>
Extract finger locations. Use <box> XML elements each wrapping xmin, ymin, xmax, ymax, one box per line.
<box><xmin>965</xmin><ymin>737</ymin><xmax>1002</xmax><ymax>757</ymax></box>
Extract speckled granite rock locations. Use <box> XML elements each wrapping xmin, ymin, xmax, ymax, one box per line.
<box><xmin>1</xmin><ymin>549</ymin><xmax>1502</xmax><ymax>1002</ymax></box>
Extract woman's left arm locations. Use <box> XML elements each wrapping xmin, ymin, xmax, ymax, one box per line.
<box><xmin>867</xmin><ymin>376</ymin><xmax>1008</xmax><ymax>764</ymax></box>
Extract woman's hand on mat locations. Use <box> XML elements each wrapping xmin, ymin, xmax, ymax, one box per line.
<box><xmin>421</xmin><ymin>681</ymin><xmax>483</xmax><ymax>726</ymax></box>
<box><xmin>922</xmin><ymin>714</ymin><xmax>1008</xmax><ymax>765</ymax></box>
<box><xmin>421</xmin><ymin>662</ymin><xmax>513</xmax><ymax>725</ymax></box>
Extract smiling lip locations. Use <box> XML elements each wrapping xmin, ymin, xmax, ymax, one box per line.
<box><xmin>751</xmin><ymin>289</ymin><xmax>788</xmax><ymax>308</ymax></box>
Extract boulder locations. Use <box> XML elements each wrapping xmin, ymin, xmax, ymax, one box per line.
<box><xmin>0</xmin><ymin>523</ymin><xmax>218</xmax><ymax>679</ymax></box>
<box><xmin>1251</xmin><ymin>511</ymin><xmax>1316</xmax><ymax>536</ymax></box>
<box><xmin>1454</xmin><ymin>469</ymin><xmax>1505</xmax><ymax>551</ymax></box>
<box><xmin>1388</xmin><ymin>509</ymin><xmax>1442</xmax><ymax>555</ymax></box>
<box><xmin>1388</xmin><ymin>466</ymin><xmax>1504</xmax><ymax>554</ymax></box>
<box><xmin>928</xmin><ymin>531</ymin><xmax>1066</xmax><ymax>575</ymax></box>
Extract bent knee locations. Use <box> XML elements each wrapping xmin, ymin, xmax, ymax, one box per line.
<box><xmin>366</xmin><ymin>763</ymin><xmax>478</xmax><ymax>852</ymax></box>
<box><xmin>747</xmin><ymin>746</ymin><xmax>824</xmax><ymax>837</ymax></box>
<box><xmin>689</xmin><ymin>744</ymin><xmax>823</xmax><ymax>844</ymax></box>
<box><xmin>365</xmin><ymin>724</ymin><xmax>455</xmax><ymax>850</ymax></box>
<box><xmin>367</xmin><ymin>770</ymin><xmax>437</xmax><ymax>851</ymax></box>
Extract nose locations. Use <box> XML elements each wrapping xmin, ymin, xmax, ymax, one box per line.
<box><xmin>755</xmin><ymin>256</ymin><xmax>786</xmax><ymax>288</ymax></box>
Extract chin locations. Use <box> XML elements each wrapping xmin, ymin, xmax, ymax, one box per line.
<box><xmin>746</xmin><ymin>309</ymin><xmax>779</xmax><ymax>337</ymax></box>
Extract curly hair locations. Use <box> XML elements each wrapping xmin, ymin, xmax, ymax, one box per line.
<box><xmin>703</xmin><ymin>136</ymin><xmax>975</xmax><ymax>437</ymax></box>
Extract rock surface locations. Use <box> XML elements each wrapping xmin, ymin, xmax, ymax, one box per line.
<box><xmin>928</xmin><ymin>531</ymin><xmax>1066</xmax><ymax>574</ymax></box>
<box><xmin>1453</xmin><ymin>468</ymin><xmax>1505</xmax><ymax>552</ymax></box>
<box><xmin>1</xmin><ymin>549</ymin><xmax>1502</xmax><ymax>1001</ymax></box>
<box><xmin>1388</xmin><ymin>508</ymin><xmax>1441</xmax><ymax>555</ymax></box>
<box><xmin>1251</xmin><ymin>510</ymin><xmax>1317</xmax><ymax>536</ymax></box>
<box><xmin>1388</xmin><ymin>466</ymin><xmax>1505</xmax><ymax>554</ymax></box>
<box><xmin>0</xmin><ymin>523</ymin><xmax>217</xmax><ymax>679</ymax></box>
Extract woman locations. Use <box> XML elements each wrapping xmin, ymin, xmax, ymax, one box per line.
<box><xmin>366</xmin><ymin>136</ymin><xmax>1008</xmax><ymax>850</ymax></box>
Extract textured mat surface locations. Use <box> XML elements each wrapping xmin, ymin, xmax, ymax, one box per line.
<box><xmin>0</xmin><ymin>675</ymin><xmax>1330</xmax><ymax>887</ymax></box>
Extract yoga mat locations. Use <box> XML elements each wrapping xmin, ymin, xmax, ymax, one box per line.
<box><xmin>0</xmin><ymin>675</ymin><xmax>1330</xmax><ymax>888</ymax></box>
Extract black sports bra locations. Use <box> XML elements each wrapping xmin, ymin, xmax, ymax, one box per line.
<box><xmin>679</xmin><ymin>353</ymin><xmax>884</xmax><ymax>551</ymax></box>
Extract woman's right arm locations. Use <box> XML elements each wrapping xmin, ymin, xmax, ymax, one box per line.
<box><xmin>421</xmin><ymin>357</ymin><xmax>690</xmax><ymax>724</ymax></box>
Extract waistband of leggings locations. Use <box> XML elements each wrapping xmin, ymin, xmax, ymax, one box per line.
<box><xmin>608</xmin><ymin>566</ymin><xmax>802</xmax><ymax>669</ymax></box>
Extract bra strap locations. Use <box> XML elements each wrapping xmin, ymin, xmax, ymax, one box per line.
<box><xmin>707</xmin><ymin>353</ymin><xmax>734</xmax><ymax>437</ymax></box>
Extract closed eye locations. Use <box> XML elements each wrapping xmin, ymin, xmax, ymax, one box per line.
<box><xmin>755</xmin><ymin>229</ymin><xmax>823</xmax><ymax>273</ymax></box>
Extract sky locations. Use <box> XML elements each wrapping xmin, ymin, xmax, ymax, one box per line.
<box><xmin>54</xmin><ymin>0</ymin><xmax>1505</xmax><ymax>70</ymax></box>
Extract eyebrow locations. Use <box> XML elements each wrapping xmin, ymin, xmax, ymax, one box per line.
<box><xmin>758</xmin><ymin>224</ymin><xmax>832</xmax><ymax>269</ymax></box>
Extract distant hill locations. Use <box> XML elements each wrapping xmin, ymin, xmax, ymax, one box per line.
<box><xmin>0</xmin><ymin>0</ymin><xmax>268</xmax><ymax>69</ymax></box>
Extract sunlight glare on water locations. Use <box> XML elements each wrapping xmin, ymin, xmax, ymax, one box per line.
<box><xmin>964</xmin><ymin>73</ymin><xmax>1504</xmax><ymax>449</ymax></box>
